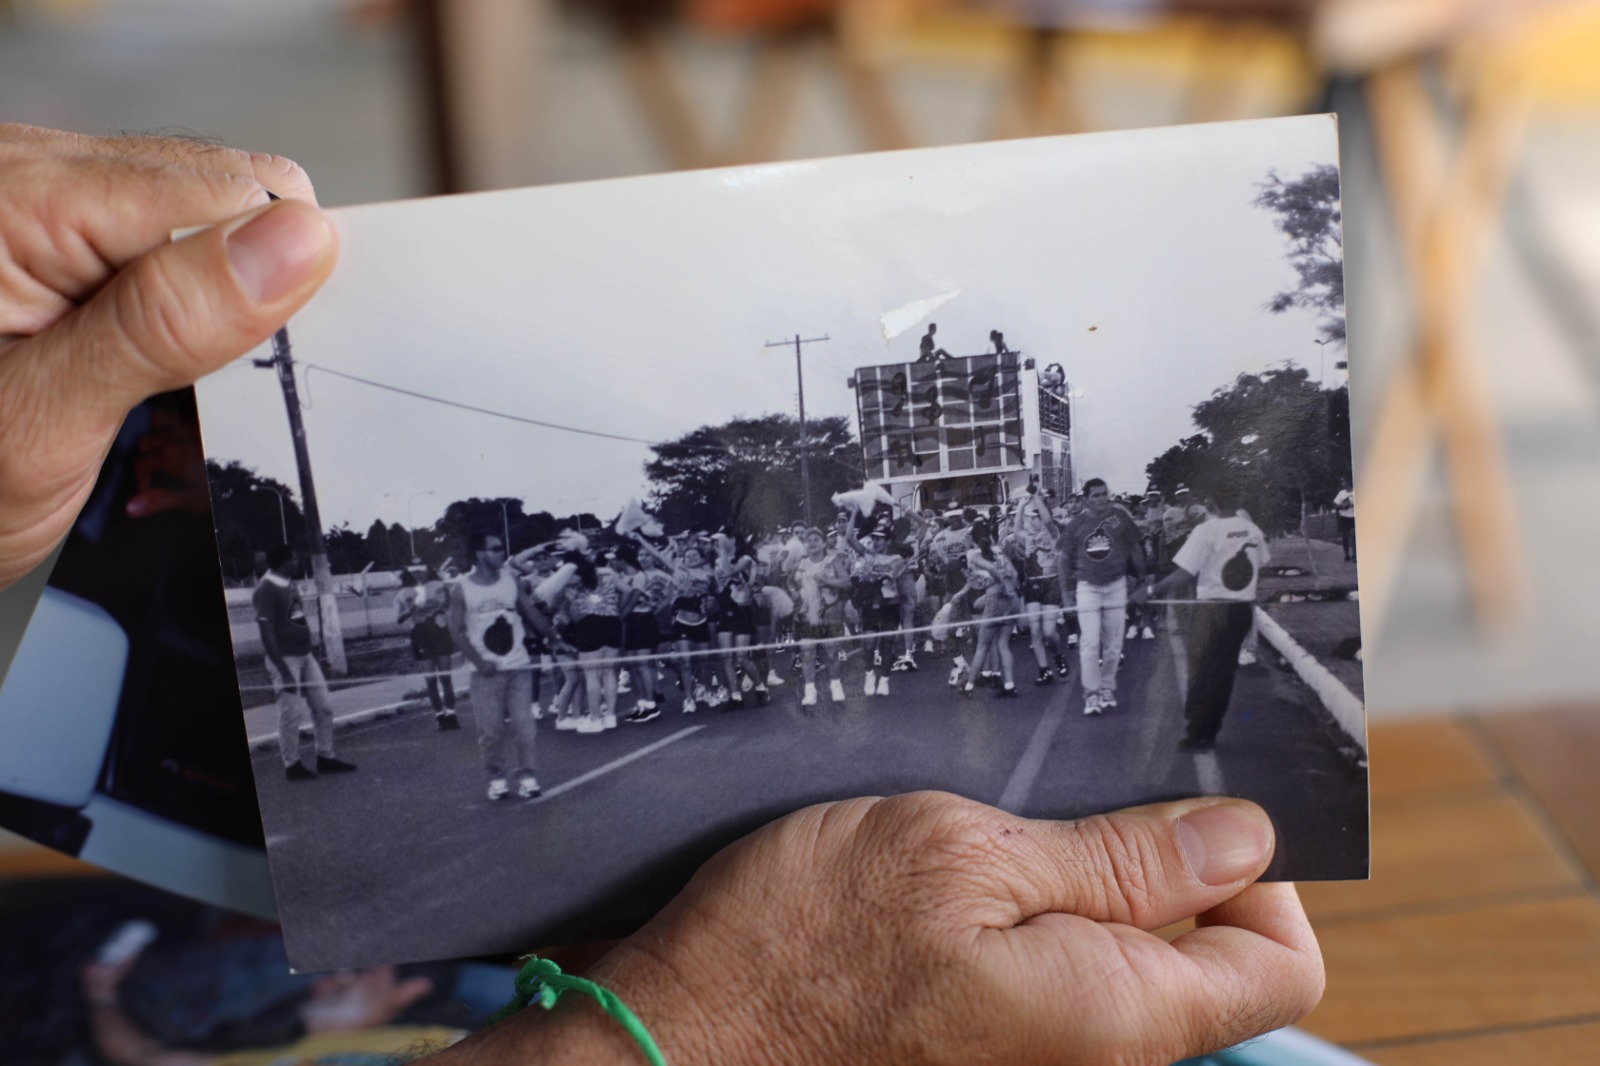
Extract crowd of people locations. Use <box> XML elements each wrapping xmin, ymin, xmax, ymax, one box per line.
<box><xmin>329</xmin><ymin>472</ymin><xmax>1272</xmax><ymax>804</ymax></box>
<box><xmin>4</xmin><ymin>126</ymin><xmax>1323</xmax><ymax>1066</ymax></box>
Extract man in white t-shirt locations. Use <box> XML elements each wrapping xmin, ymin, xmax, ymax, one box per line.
<box><xmin>1136</xmin><ymin>486</ymin><xmax>1269</xmax><ymax>751</ymax></box>
<box><xmin>1333</xmin><ymin>480</ymin><xmax>1355</xmax><ymax>562</ymax></box>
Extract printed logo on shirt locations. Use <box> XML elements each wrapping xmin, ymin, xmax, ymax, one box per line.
<box><xmin>1221</xmin><ymin>545</ymin><xmax>1257</xmax><ymax>592</ymax></box>
<box><xmin>1084</xmin><ymin>525</ymin><xmax>1113</xmax><ymax>562</ymax></box>
<box><xmin>482</xmin><ymin>614</ymin><xmax>515</xmax><ymax>656</ymax></box>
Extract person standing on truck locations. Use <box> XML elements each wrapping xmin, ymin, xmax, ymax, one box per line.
<box><xmin>1058</xmin><ymin>479</ymin><xmax>1146</xmax><ymax>717</ymax></box>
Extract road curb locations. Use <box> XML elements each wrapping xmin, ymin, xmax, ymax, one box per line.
<box><xmin>1254</xmin><ymin>606</ymin><xmax>1366</xmax><ymax>756</ymax></box>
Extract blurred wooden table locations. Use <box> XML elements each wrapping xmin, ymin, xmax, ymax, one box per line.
<box><xmin>1298</xmin><ymin>708</ymin><xmax>1600</xmax><ymax>1063</ymax></box>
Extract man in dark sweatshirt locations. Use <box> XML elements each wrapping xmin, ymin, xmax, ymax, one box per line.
<box><xmin>1057</xmin><ymin>478</ymin><xmax>1146</xmax><ymax>716</ymax></box>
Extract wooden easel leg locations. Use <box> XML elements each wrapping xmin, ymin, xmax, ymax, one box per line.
<box><xmin>617</xmin><ymin>24</ymin><xmax>717</xmax><ymax>170</ymax></box>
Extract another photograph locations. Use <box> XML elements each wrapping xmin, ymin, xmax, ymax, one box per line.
<box><xmin>193</xmin><ymin>115</ymin><xmax>1368</xmax><ymax>970</ymax></box>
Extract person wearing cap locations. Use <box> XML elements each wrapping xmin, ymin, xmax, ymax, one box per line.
<box><xmin>1058</xmin><ymin>479</ymin><xmax>1147</xmax><ymax>717</ymax></box>
<box><xmin>1135</xmin><ymin>482</ymin><xmax>1271</xmax><ymax>751</ymax></box>
<box><xmin>924</xmin><ymin>507</ymin><xmax>972</xmax><ymax>657</ymax></box>
<box><xmin>789</xmin><ymin>528</ymin><xmax>852</xmax><ymax>705</ymax></box>
<box><xmin>845</xmin><ymin>519</ymin><xmax>907</xmax><ymax>697</ymax></box>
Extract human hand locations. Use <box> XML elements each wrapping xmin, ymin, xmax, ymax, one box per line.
<box><xmin>80</xmin><ymin>956</ymin><xmax>138</xmax><ymax>1010</ymax></box>
<box><xmin>447</xmin><ymin>792</ymin><xmax>1322</xmax><ymax>1066</ymax></box>
<box><xmin>0</xmin><ymin>124</ymin><xmax>337</xmax><ymax>591</ymax></box>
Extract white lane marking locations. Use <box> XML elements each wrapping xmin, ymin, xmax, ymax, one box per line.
<box><xmin>997</xmin><ymin>683</ymin><xmax>1074</xmax><ymax>813</ymax></box>
<box><xmin>526</xmin><ymin>726</ymin><xmax>705</xmax><ymax>806</ymax></box>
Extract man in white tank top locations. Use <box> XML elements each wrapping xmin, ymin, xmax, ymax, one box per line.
<box><xmin>448</xmin><ymin>528</ymin><xmax>560</xmax><ymax>800</ymax></box>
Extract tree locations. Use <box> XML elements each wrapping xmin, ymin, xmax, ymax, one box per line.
<box><xmin>1183</xmin><ymin>365</ymin><xmax>1352</xmax><ymax>535</ymax></box>
<box><xmin>1254</xmin><ymin>163</ymin><xmax>1345</xmax><ymax>345</ymax></box>
<box><xmin>365</xmin><ymin>519</ymin><xmax>396</xmax><ymax>569</ymax></box>
<box><xmin>644</xmin><ymin>414</ymin><xmax>860</xmax><ymax>535</ymax></box>
<box><xmin>205</xmin><ymin>459</ymin><xmax>304</xmax><ymax>582</ymax></box>
<box><xmin>325</xmin><ymin>523</ymin><xmax>372</xmax><ymax>574</ymax></box>
<box><xmin>1145</xmin><ymin>434</ymin><xmax>1215</xmax><ymax>500</ymax></box>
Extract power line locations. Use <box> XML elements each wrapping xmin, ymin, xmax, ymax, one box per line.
<box><xmin>300</xmin><ymin>362</ymin><xmax>841</xmax><ymax>458</ymax></box>
<box><xmin>302</xmin><ymin>363</ymin><xmax>717</xmax><ymax>450</ymax></box>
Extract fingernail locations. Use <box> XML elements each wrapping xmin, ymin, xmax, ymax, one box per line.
<box><xmin>1177</xmin><ymin>802</ymin><xmax>1273</xmax><ymax>886</ymax></box>
<box><xmin>225</xmin><ymin>204</ymin><xmax>332</xmax><ymax>303</ymax></box>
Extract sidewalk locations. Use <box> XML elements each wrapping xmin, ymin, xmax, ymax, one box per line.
<box><xmin>244</xmin><ymin>665</ymin><xmax>472</xmax><ymax>753</ymax></box>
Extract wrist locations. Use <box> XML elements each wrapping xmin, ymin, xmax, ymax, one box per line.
<box><xmin>434</xmin><ymin>942</ymin><xmax>730</xmax><ymax>1066</ymax></box>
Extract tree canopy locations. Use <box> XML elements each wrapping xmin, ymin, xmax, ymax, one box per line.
<box><xmin>1146</xmin><ymin>365</ymin><xmax>1352</xmax><ymax>536</ymax></box>
<box><xmin>1254</xmin><ymin>163</ymin><xmax>1346</xmax><ymax>345</ymax></box>
<box><xmin>644</xmin><ymin>414</ymin><xmax>861</xmax><ymax>535</ymax></box>
<box><xmin>205</xmin><ymin>460</ymin><xmax>305</xmax><ymax>582</ymax></box>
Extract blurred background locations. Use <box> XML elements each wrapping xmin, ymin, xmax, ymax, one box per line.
<box><xmin>7</xmin><ymin>0</ymin><xmax>1597</xmax><ymax>716</ymax></box>
<box><xmin>3</xmin><ymin>2</ymin><xmax>1600</xmax><ymax>1061</ymax></box>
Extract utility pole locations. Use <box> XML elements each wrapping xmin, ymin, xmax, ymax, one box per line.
<box><xmin>764</xmin><ymin>333</ymin><xmax>829</xmax><ymax>527</ymax></box>
<box><xmin>256</xmin><ymin>326</ymin><xmax>347</xmax><ymax>676</ymax></box>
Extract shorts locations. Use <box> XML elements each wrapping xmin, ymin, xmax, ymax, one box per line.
<box><xmin>1022</xmin><ymin>576</ymin><xmax>1060</xmax><ymax>607</ymax></box>
<box><xmin>623</xmin><ymin>612</ymin><xmax>660</xmax><ymax>652</ymax></box>
<box><xmin>982</xmin><ymin>587</ymin><xmax>1022</xmax><ymax>621</ymax></box>
<box><xmin>409</xmin><ymin>618</ymin><xmax>454</xmax><ymax>660</ymax></box>
<box><xmin>672</xmin><ymin>619</ymin><xmax>713</xmax><ymax>645</ymax></box>
<box><xmin>719</xmin><ymin>601</ymin><xmax>756</xmax><ymax>637</ymax></box>
<box><xmin>941</xmin><ymin>568</ymin><xmax>967</xmax><ymax>598</ymax></box>
<box><xmin>569</xmin><ymin>614</ymin><xmax>622</xmax><ymax>653</ymax></box>
<box><xmin>862</xmin><ymin>603</ymin><xmax>899</xmax><ymax>633</ymax></box>
<box><xmin>795</xmin><ymin>617</ymin><xmax>846</xmax><ymax>641</ymax></box>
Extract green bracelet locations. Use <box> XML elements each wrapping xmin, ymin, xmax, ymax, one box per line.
<box><xmin>492</xmin><ymin>955</ymin><xmax>667</xmax><ymax>1066</ymax></box>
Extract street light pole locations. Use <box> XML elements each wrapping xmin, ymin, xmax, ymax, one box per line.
<box><xmin>764</xmin><ymin>333</ymin><xmax>829</xmax><ymax>527</ymax></box>
<box><xmin>385</xmin><ymin>491</ymin><xmax>434</xmax><ymax>564</ymax></box>
<box><xmin>262</xmin><ymin>486</ymin><xmax>287</xmax><ymax>544</ymax></box>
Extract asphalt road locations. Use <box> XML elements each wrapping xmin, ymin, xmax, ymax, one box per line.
<box><xmin>254</xmin><ymin>629</ymin><xmax>1368</xmax><ymax>971</ymax></box>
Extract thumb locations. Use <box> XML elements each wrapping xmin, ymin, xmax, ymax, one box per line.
<box><xmin>37</xmin><ymin>198</ymin><xmax>336</xmax><ymax>437</ymax></box>
<box><xmin>980</xmin><ymin>797</ymin><xmax>1277</xmax><ymax>931</ymax></box>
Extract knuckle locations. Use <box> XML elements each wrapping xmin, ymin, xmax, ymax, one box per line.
<box><xmin>1074</xmin><ymin>814</ymin><xmax>1166</xmax><ymax>923</ymax></box>
<box><xmin>110</xmin><ymin>254</ymin><xmax>213</xmax><ymax>384</ymax></box>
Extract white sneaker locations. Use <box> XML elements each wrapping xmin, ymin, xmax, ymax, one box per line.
<box><xmin>802</xmin><ymin>683</ymin><xmax>818</xmax><ymax>706</ymax></box>
<box><xmin>692</xmin><ymin>683</ymin><xmax>709</xmax><ymax>704</ymax></box>
<box><xmin>682</xmin><ymin>697</ymin><xmax>697</xmax><ymax>715</ymax></box>
<box><xmin>517</xmin><ymin>775</ymin><xmax>541</xmax><ymax>799</ymax></box>
<box><xmin>1067</xmin><ymin>633</ymin><xmax>1079</xmax><ymax>647</ymax></box>
<box><xmin>923</xmin><ymin>639</ymin><xmax>935</xmax><ymax>654</ymax></box>
<box><xmin>576</xmin><ymin>716</ymin><xmax>604</xmax><ymax>734</ymax></box>
<box><xmin>707</xmin><ymin>686</ymin><xmax>729</xmax><ymax>707</ymax></box>
<box><xmin>602</xmin><ymin>712</ymin><xmax>618</xmax><ymax>730</ymax></box>
<box><xmin>1100</xmin><ymin>688</ymin><xmax>1118</xmax><ymax>710</ymax></box>
<box><xmin>766</xmin><ymin>669</ymin><xmax>785</xmax><ymax>687</ymax></box>
<box><xmin>876</xmin><ymin>674</ymin><xmax>890</xmax><ymax>696</ymax></box>
<box><xmin>487</xmin><ymin>778</ymin><xmax>510</xmax><ymax>800</ymax></box>
<box><xmin>617</xmin><ymin>670</ymin><xmax>631</xmax><ymax>693</ymax></box>
<box><xmin>1141</xmin><ymin>626</ymin><xmax>1155</xmax><ymax>639</ymax></box>
<box><xmin>864</xmin><ymin>672</ymin><xmax>878</xmax><ymax>696</ymax></box>
<box><xmin>1083</xmin><ymin>693</ymin><xmax>1102</xmax><ymax>716</ymax></box>
<box><xmin>1126</xmin><ymin>625</ymin><xmax>1139</xmax><ymax>640</ymax></box>
<box><xmin>829</xmin><ymin>679</ymin><xmax>846</xmax><ymax>703</ymax></box>
<box><xmin>1239</xmin><ymin>648</ymin><xmax>1257</xmax><ymax>666</ymax></box>
<box><xmin>555</xmin><ymin>717</ymin><xmax>578</xmax><ymax>732</ymax></box>
<box><xmin>529</xmin><ymin>702</ymin><xmax>543</xmax><ymax>721</ymax></box>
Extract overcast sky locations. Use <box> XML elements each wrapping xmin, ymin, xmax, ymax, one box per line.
<box><xmin>195</xmin><ymin>115</ymin><xmax>1339</xmax><ymax>534</ymax></box>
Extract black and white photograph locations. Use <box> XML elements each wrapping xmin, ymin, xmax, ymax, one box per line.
<box><xmin>193</xmin><ymin>115</ymin><xmax>1368</xmax><ymax>971</ymax></box>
